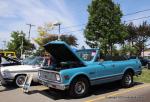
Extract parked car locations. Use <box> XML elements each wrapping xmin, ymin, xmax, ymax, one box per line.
<box><xmin>0</xmin><ymin>56</ymin><xmax>44</xmax><ymax>87</ymax></box>
<box><xmin>0</xmin><ymin>51</ymin><xmax>17</xmax><ymax>58</ymax></box>
<box><xmin>38</xmin><ymin>41</ymin><xmax>142</xmax><ymax>98</ymax></box>
<box><xmin>1</xmin><ymin>56</ymin><xmax>21</xmax><ymax>66</ymax></box>
<box><xmin>129</xmin><ymin>56</ymin><xmax>150</xmax><ymax>66</ymax></box>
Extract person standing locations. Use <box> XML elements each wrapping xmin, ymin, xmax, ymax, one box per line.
<box><xmin>0</xmin><ymin>54</ymin><xmax>1</xmax><ymax>65</ymax></box>
<box><xmin>0</xmin><ymin>54</ymin><xmax>6</xmax><ymax>85</ymax></box>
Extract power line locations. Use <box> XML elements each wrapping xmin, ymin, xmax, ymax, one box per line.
<box><xmin>124</xmin><ymin>8</ymin><xmax>150</xmax><ymax>16</ymax></box>
<box><xmin>63</xmin><ymin>15</ymin><xmax>150</xmax><ymax>33</ymax></box>
<box><xmin>51</xmin><ymin>23</ymin><xmax>86</xmax><ymax>31</ymax></box>
<box><xmin>58</xmin><ymin>15</ymin><xmax>150</xmax><ymax>32</ymax></box>
<box><xmin>58</xmin><ymin>16</ymin><xmax>150</xmax><ymax>34</ymax></box>
<box><xmin>59</xmin><ymin>8</ymin><xmax>150</xmax><ymax>30</ymax></box>
<box><xmin>60</xmin><ymin>24</ymin><xmax>86</xmax><ymax>30</ymax></box>
<box><xmin>125</xmin><ymin>15</ymin><xmax>150</xmax><ymax>22</ymax></box>
<box><xmin>62</xmin><ymin>29</ymin><xmax>84</xmax><ymax>34</ymax></box>
<box><xmin>48</xmin><ymin>8</ymin><xmax>150</xmax><ymax>32</ymax></box>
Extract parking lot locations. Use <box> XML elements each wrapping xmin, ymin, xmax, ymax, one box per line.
<box><xmin>1</xmin><ymin>82</ymin><xmax>150</xmax><ymax>102</ymax></box>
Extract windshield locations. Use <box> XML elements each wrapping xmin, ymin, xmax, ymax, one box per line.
<box><xmin>76</xmin><ymin>49</ymin><xmax>97</xmax><ymax>61</ymax></box>
<box><xmin>23</xmin><ymin>57</ymin><xmax>43</xmax><ymax>65</ymax></box>
<box><xmin>22</xmin><ymin>57</ymin><xmax>35</xmax><ymax>64</ymax></box>
<box><xmin>1</xmin><ymin>57</ymin><xmax>11</xmax><ymax>64</ymax></box>
<box><xmin>1</xmin><ymin>56</ymin><xmax>20</xmax><ymax>64</ymax></box>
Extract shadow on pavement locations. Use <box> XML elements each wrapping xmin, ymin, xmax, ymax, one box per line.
<box><xmin>90</xmin><ymin>81</ymin><xmax>143</xmax><ymax>96</ymax></box>
<box><xmin>26</xmin><ymin>88</ymin><xmax>68</xmax><ymax>100</ymax></box>
<box><xmin>27</xmin><ymin>81</ymin><xmax>144</xmax><ymax>100</ymax></box>
<box><xmin>0</xmin><ymin>82</ymin><xmax>40</xmax><ymax>92</ymax></box>
<box><xmin>0</xmin><ymin>84</ymin><xmax>16</xmax><ymax>92</ymax></box>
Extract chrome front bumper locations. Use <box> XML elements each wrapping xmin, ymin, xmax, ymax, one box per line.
<box><xmin>38</xmin><ymin>78</ymin><xmax>69</xmax><ymax>90</ymax></box>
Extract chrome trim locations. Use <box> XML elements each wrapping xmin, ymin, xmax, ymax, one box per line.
<box><xmin>39</xmin><ymin>77</ymin><xmax>61</xmax><ymax>84</ymax></box>
<box><xmin>38</xmin><ymin>78</ymin><xmax>68</xmax><ymax>90</ymax></box>
<box><xmin>38</xmin><ymin>69</ymin><xmax>62</xmax><ymax>83</ymax></box>
<box><xmin>9</xmin><ymin>70</ymin><xmax>38</xmax><ymax>73</ymax></box>
<box><xmin>39</xmin><ymin>69</ymin><xmax>60</xmax><ymax>74</ymax></box>
<box><xmin>90</xmin><ymin>73</ymin><xmax>123</xmax><ymax>81</ymax></box>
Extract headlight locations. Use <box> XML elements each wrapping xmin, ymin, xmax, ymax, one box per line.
<box><xmin>55</xmin><ymin>74</ymin><xmax>61</xmax><ymax>81</ymax></box>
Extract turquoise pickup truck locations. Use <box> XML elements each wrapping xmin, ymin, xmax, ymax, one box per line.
<box><xmin>38</xmin><ymin>41</ymin><xmax>142</xmax><ymax>98</ymax></box>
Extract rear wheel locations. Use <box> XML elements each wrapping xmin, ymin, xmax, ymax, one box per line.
<box><xmin>121</xmin><ymin>72</ymin><xmax>133</xmax><ymax>88</ymax></box>
<box><xmin>14</xmin><ymin>75</ymin><xmax>26</xmax><ymax>87</ymax></box>
<box><xmin>69</xmin><ymin>77</ymin><xmax>89</xmax><ymax>98</ymax></box>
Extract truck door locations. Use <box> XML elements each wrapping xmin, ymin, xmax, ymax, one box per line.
<box><xmin>97</xmin><ymin>61</ymin><xmax>116</xmax><ymax>77</ymax></box>
<box><xmin>95</xmin><ymin>56</ymin><xmax>124</xmax><ymax>84</ymax></box>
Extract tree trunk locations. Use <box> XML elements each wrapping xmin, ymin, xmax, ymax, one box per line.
<box><xmin>110</xmin><ymin>44</ymin><xmax>113</xmax><ymax>56</ymax></box>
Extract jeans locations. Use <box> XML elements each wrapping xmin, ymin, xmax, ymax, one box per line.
<box><xmin>0</xmin><ymin>66</ymin><xmax>6</xmax><ymax>85</ymax></box>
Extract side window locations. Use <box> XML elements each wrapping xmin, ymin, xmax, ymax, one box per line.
<box><xmin>1</xmin><ymin>57</ymin><xmax>9</xmax><ymax>64</ymax></box>
<box><xmin>104</xmin><ymin>55</ymin><xmax>112</xmax><ymax>61</ymax></box>
<box><xmin>112</xmin><ymin>56</ymin><xmax>127</xmax><ymax>61</ymax></box>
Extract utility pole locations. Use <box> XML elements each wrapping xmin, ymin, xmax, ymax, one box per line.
<box><xmin>2</xmin><ymin>41</ymin><xmax>6</xmax><ymax>51</ymax></box>
<box><xmin>26</xmin><ymin>24</ymin><xmax>35</xmax><ymax>41</ymax></box>
<box><xmin>53</xmin><ymin>22</ymin><xmax>61</xmax><ymax>40</ymax></box>
<box><xmin>19</xmin><ymin>33</ymin><xmax>24</xmax><ymax>59</ymax></box>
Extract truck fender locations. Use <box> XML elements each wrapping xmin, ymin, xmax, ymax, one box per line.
<box><xmin>68</xmin><ymin>72</ymin><xmax>91</xmax><ymax>85</ymax></box>
<box><xmin>123</xmin><ymin>67</ymin><xmax>135</xmax><ymax>76</ymax></box>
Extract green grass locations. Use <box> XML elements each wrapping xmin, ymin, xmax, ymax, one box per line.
<box><xmin>134</xmin><ymin>68</ymin><xmax>150</xmax><ymax>83</ymax></box>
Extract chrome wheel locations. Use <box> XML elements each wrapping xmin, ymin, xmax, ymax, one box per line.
<box><xmin>125</xmin><ymin>75</ymin><xmax>132</xmax><ymax>85</ymax></box>
<box><xmin>69</xmin><ymin>77</ymin><xmax>89</xmax><ymax>98</ymax></box>
<box><xmin>121</xmin><ymin>72</ymin><xmax>133</xmax><ymax>88</ymax></box>
<box><xmin>15</xmin><ymin>75</ymin><xmax>26</xmax><ymax>87</ymax></box>
<box><xmin>74</xmin><ymin>81</ymin><xmax>86</xmax><ymax>95</ymax></box>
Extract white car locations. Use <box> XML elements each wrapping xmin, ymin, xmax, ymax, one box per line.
<box><xmin>0</xmin><ymin>56</ymin><xmax>44</xmax><ymax>87</ymax></box>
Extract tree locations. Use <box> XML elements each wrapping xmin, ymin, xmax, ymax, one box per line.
<box><xmin>125</xmin><ymin>22</ymin><xmax>137</xmax><ymax>46</ymax></box>
<box><xmin>84</xmin><ymin>0</ymin><xmax>127</xmax><ymax>55</ymax></box>
<box><xmin>35</xmin><ymin>34</ymin><xmax>78</xmax><ymax>47</ymax></box>
<box><xmin>34</xmin><ymin>23</ymin><xmax>78</xmax><ymax>55</ymax></box>
<box><xmin>136</xmin><ymin>21</ymin><xmax>150</xmax><ymax>56</ymax></box>
<box><xmin>7</xmin><ymin>31</ymin><xmax>35</xmax><ymax>58</ymax></box>
<box><xmin>35</xmin><ymin>23</ymin><xmax>78</xmax><ymax>47</ymax></box>
<box><xmin>120</xmin><ymin>45</ymin><xmax>137</xmax><ymax>56</ymax></box>
<box><xmin>125</xmin><ymin>21</ymin><xmax>150</xmax><ymax>56</ymax></box>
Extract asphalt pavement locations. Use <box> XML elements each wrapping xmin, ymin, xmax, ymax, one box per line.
<box><xmin>0</xmin><ymin>82</ymin><xmax>150</xmax><ymax>102</ymax></box>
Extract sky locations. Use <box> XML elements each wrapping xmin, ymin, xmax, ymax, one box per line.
<box><xmin>1</xmin><ymin>0</ymin><xmax>150</xmax><ymax>49</ymax></box>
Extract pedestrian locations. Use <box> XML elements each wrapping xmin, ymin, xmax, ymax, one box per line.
<box><xmin>0</xmin><ymin>54</ymin><xmax>6</xmax><ymax>85</ymax></box>
<box><xmin>0</xmin><ymin>54</ymin><xmax>1</xmax><ymax>65</ymax></box>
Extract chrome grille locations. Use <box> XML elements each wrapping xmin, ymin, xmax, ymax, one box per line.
<box><xmin>39</xmin><ymin>70</ymin><xmax>56</xmax><ymax>81</ymax></box>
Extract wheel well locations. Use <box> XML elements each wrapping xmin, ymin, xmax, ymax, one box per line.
<box><xmin>14</xmin><ymin>74</ymin><xmax>26</xmax><ymax>80</ymax></box>
<box><xmin>71</xmin><ymin>74</ymin><xmax>91</xmax><ymax>86</ymax></box>
<box><xmin>124</xmin><ymin>68</ymin><xmax>135</xmax><ymax>75</ymax></box>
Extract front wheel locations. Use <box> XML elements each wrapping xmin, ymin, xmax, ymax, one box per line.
<box><xmin>14</xmin><ymin>75</ymin><xmax>26</xmax><ymax>87</ymax></box>
<box><xmin>69</xmin><ymin>77</ymin><xmax>89</xmax><ymax>98</ymax></box>
<box><xmin>121</xmin><ymin>72</ymin><xmax>133</xmax><ymax>88</ymax></box>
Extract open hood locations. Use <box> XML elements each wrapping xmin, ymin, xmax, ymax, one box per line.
<box><xmin>44</xmin><ymin>41</ymin><xmax>85</xmax><ymax>66</ymax></box>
